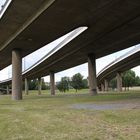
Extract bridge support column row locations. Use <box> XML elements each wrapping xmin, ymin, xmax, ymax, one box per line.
<box><xmin>25</xmin><ymin>76</ymin><xmax>55</xmax><ymax>96</ymax></box>
<box><xmin>11</xmin><ymin>51</ymin><xmax>98</xmax><ymax>99</ymax></box>
<box><xmin>100</xmin><ymin>72</ymin><xmax>122</xmax><ymax>92</ymax></box>
<box><xmin>36</xmin><ymin>73</ymin><xmax>55</xmax><ymax>95</ymax></box>
<box><xmin>88</xmin><ymin>54</ymin><xmax>97</xmax><ymax>95</ymax></box>
<box><xmin>36</xmin><ymin>73</ymin><xmax>55</xmax><ymax>96</ymax></box>
<box><xmin>11</xmin><ymin>49</ymin><xmax>57</xmax><ymax>100</ymax></box>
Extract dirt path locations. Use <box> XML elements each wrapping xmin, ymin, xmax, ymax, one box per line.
<box><xmin>71</xmin><ymin>101</ymin><xmax>140</xmax><ymax>110</ymax></box>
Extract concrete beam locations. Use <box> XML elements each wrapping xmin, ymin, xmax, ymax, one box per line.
<box><xmin>12</xmin><ymin>49</ymin><xmax>22</xmax><ymax>100</ymax></box>
<box><xmin>88</xmin><ymin>54</ymin><xmax>97</xmax><ymax>95</ymax></box>
<box><xmin>116</xmin><ymin>72</ymin><xmax>122</xmax><ymax>92</ymax></box>
<box><xmin>104</xmin><ymin>79</ymin><xmax>109</xmax><ymax>92</ymax></box>
<box><xmin>38</xmin><ymin>77</ymin><xmax>42</xmax><ymax>95</ymax></box>
<box><xmin>25</xmin><ymin>78</ymin><xmax>29</xmax><ymax>95</ymax></box>
<box><xmin>50</xmin><ymin>71</ymin><xmax>55</xmax><ymax>95</ymax></box>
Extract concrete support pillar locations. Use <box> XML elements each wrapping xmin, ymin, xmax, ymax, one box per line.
<box><xmin>101</xmin><ymin>83</ymin><xmax>105</xmax><ymax>92</ymax></box>
<box><xmin>117</xmin><ymin>72</ymin><xmax>122</xmax><ymax>92</ymax></box>
<box><xmin>12</xmin><ymin>49</ymin><xmax>22</xmax><ymax>100</ymax></box>
<box><xmin>25</xmin><ymin>78</ymin><xmax>29</xmax><ymax>95</ymax></box>
<box><xmin>104</xmin><ymin>79</ymin><xmax>109</xmax><ymax>92</ymax></box>
<box><xmin>50</xmin><ymin>71</ymin><xmax>55</xmax><ymax>95</ymax></box>
<box><xmin>6</xmin><ymin>85</ymin><xmax>10</xmax><ymax>94</ymax></box>
<box><xmin>88</xmin><ymin>54</ymin><xmax>97</xmax><ymax>95</ymax></box>
<box><xmin>38</xmin><ymin>77</ymin><xmax>42</xmax><ymax>95</ymax></box>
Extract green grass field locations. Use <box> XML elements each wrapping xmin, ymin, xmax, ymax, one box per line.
<box><xmin>0</xmin><ymin>90</ymin><xmax>140</xmax><ymax>140</ymax></box>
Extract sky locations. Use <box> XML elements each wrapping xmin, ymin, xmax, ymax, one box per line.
<box><xmin>0</xmin><ymin>0</ymin><xmax>5</xmax><ymax>8</ymax></box>
<box><xmin>0</xmin><ymin>0</ymin><xmax>11</xmax><ymax>18</ymax></box>
<box><xmin>0</xmin><ymin>0</ymin><xmax>140</xmax><ymax>82</ymax></box>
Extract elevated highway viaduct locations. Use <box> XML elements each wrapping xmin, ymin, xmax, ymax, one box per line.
<box><xmin>97</xmin><ymin>47</ymin><xmax>140</xmax><ymax>92</ymax></box>
<box><xmin>1</xmin><ymin>0</ymin><xmax>140</xmax><ymax>99</ymax></box>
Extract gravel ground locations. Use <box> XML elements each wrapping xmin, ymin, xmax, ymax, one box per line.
<box><xmin>71</xmin><ymin>102</ymin><xmax>140</xmax><ymax>110</ymax></box>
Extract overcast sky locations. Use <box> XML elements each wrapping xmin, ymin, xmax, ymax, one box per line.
<box><xmin>0</xmin><ymin>0</ymin><xmax>5</xmax><ymax>7</ymax></box>
<box><xmin>0</xmin><ymin>0</ymin><xmax>140</xmax><ymax>82</ymax></box>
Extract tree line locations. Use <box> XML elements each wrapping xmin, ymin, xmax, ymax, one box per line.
<box><xmin>1</xmin><ymin>70</ymin><xmax>139</xmax><ymax>92</ymax></box>
<box><xmin>24</xmin><ymin>73</ymin><xmax>88</xmax><ymax>92</ymax></box>
<box><xmin>56</xmin><ymin>73</ymin><xmax>88</xmax><ymax>92</ymax></box>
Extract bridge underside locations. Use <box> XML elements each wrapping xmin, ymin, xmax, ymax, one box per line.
<box><xmin>0</xmin><ymin>0</ymin><xmax>140</xmax><ymax>74</ymax></box>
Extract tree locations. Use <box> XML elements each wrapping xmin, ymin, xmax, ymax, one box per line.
<box><xmin>28</xmin><ymin>79</ymin><xmax>38</xmax><ymax>90</ymax></box>
<box><xmin>71</xmin><ymin>73</ymin><xmax>84</xmax><ymax>92</ymax></box>
<box><xmin>134</xmin><ymin>76</ymin><xmax>140</xmax><ymax>86</ymax></box>
<box><xmin>56</xmin><ymin>77</ymin><xmax>70</xmax><ymax>92</ymax></box>
<box><xmin>82</xmin><ymin>78</ymin><xmax>88</xmax><ymax>89</ymax></box>
<box><xmin>122</xmin><ymin>70</ymin><xmax>136</xmax><ymax>90</ymax></box>
<box><xmin>41</xmin><ymin>78</ymin><xmax>48</xmax><ymax>90</ymax></box>
<box><xmin>110</xmin><ymin>78</ymin><xmax>117</xmax><ymax>90</ymax></box>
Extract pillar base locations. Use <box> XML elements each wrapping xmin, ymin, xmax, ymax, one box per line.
<box><xmin>89</xmin><ymin>88</ymin><xmax>97</xmax><ymax>95</ymax></box>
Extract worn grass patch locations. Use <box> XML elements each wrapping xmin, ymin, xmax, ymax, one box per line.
<box><xmin>0</xmin><ymin>91</ymin><xmax>139</xmax><ymax>140</ymax></box>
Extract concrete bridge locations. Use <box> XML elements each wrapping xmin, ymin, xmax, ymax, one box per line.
<box><xmin>97</xmin><ymin>46</ymin><xmax>140</xmax><ymax>92</ymax></box>
<box><xmin>1</xmin><ymin>0</ymin><xmax>140</xmax><ymax>99</ymax></box>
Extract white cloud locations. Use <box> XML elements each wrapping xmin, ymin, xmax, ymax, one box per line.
<box><xmin>0</xmin><ymin>0</ymin><xmax>6</xmax><ymax>7</ymax></box>
<box><xmin>132</xmin><ymin>66</ymin><xmax>140</xmax><ymax>76</ymax></box>
<box><xmin>0</xmin><ymin>0</ymin><xmax>12</xmax><ymax>19</ymax></box>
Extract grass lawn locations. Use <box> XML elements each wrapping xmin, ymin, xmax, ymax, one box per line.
<box><xmin>0</xmin><ymin>90</ymin><xmax>140</xmax><ymax>140</ymax></box>
<box><xmin>28</xmin><ymin>88</ymin><xmax>89</xmax><ymax>95</ymax></box>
